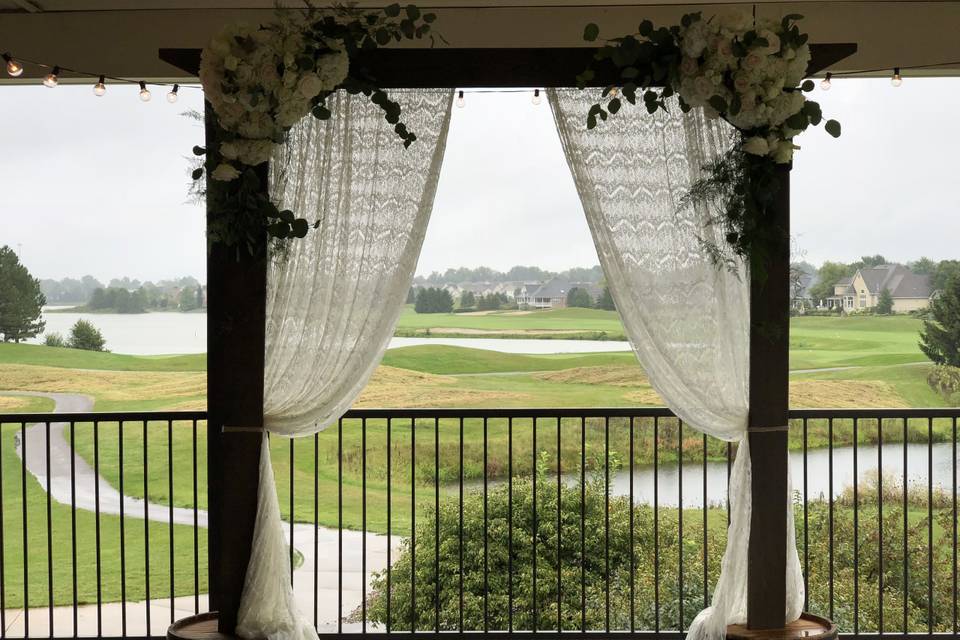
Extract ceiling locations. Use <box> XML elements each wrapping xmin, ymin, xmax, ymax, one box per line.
<box><xmin>0</xmin><ymin>1</ymin><xmax>958</xmax><ymax>81</ymax></box>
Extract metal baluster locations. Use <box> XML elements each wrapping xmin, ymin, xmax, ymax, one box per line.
<box><xmin>362</xmin><ymin>419</ymin><xmax>367</xmax><ymax>632</ymax></box>
<box><xmin>168</xmin><ymin>420</ymin><xmax>175</xmax><ymax>624</ymax></box>
<box><xmin>828</xmin><ymin>417</ymin><xmax>834</xmax><ymax>621</ymax></box>
<box><xmin>290</xmin><ymin>438</ymin><xmax>296</xmax><ymax>587</ymax></box>
<box><xmin>556</xmin><ymin>417</ymin><xmax>562</xmax><ymax>632</ymax></box>
<box><xmin>702</xmin><ymin>432</ymin><xmax>708</xmax><ymax>610</ymax></box>
<box><xmin>508</xmin><ymin>417</ymin><xmax>513</xmax><ymax>633</ymax></box>
<box><xmin>678</xmin><ymin>419</ymin><xmax>683</xmax><ymax>631</ymax></box>
<box><xmin>45</xmin><ymin>423</ymin><xmax>53</xmax><ymax>638</ymax></box>
<box><xmin>879</xmin><ymin>419</ymin><xmax>884</xmax><ymax>635</ymax></box>
<box><xmin>903</xmin><ymin>418</ymin><xmax>909</xmax><ymax>634</ymax></box>
<box><xmin>458</xmin><ymin>417</ymin><xmax>464</xmax><ymax>632</ymax></box>
<box><xmin>654</xmin><ymin>417</ymin><xmax>660</xmax><ymax>633</ymax></box>
<box><xmin>119</xmin><ymin>421</ymin><xmax>127</xmax><ymax>637</ymax></box>
<box><xmin>629</xmin><ymin>417</ymin><xmax>635</xmax><ymax>632</ymax></box>
<box><xmin>338</xmin><ymin>418</ymin><xmax>343</xmax><ymax>633</ymax></box>
<box><xmin>21</xmin><ymin>422</ymin><xmax>28</xmax><ymax>639</ymax></box>
<box><xmin>70</xmin><ymin>421</ymin><xmax>77</xmax><ymax>635</ymax></box>
<box><xmin>143</xmin><ymin>420</ymin><xmax>151</xmax><ymax>635</ymax></box>
<box><xmin>533</xmin><ymin>415</ymin><xmax>538</xmax><ymax>633</ymax></box>
<box><xmin>604</xmin><ymin>415</ymin><xmax>609</xmax><ymax>633</ymax></box>
<box><xmin>484</xmin><ymin>417</ymin><xmax>489</xmax><ymax>632</ymax></box>
<box><xmin>853</xmin><ymin>418</ymin><xmax>859</xmax><ymax>635</ymax></box>
<box><xmin>411</xmin><ymin>417</ymin><xmax>417</xmax><ymax>634</ymax></box>
<box><xmin>93</xmin><ymin>421</ymin><xmax>100</xmax><ymax>637</ymax></box>
<box><xmin>314</xmin><ymin>434</ymin><xmax>319</xmax><ymax>629</ymax></box>
<box><xmin>580</xmin><ymin>416</ymin><xmax>585</xmax><ymax>633</ymax></box>
<box><xmin>928</xmin><ymin>417</ymin><xmax>934</xmax><ymax>635</ymax></box>
<box><xmin>192</xmin><ymin>419</ymin><xmax>199</xmax><ymax>615</ymax></box>
<box><xmin>387</xmin><ymin>418</ymin><xmax>392</xmax><ymax>633</ymax></box>
<box><xmin>435</xmin><ymin>417</ymin><xmax>440</xmax><ymax>633</ymax></box>
<box><xmin>954</xmin><ymin>416</ymin><xmax>958</xmax><ymax>636</ymax></box>
<box><xmin>803</xmin><ymin>418</ymin><xmax>809</xmax><ymax>611</ymax></box>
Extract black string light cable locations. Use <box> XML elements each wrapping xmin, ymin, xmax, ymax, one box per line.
<box><xmin>1</xmin><ymin>50</ymin><xmax>196</xmax><ymax>102</ymax></box>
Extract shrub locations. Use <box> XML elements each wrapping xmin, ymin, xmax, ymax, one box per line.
<box><xmin>43</xmin><ymin>332</ymin><xmax>65</xmax><ymax>347</ymax></box>
<box><xmin>68</xmin><ymin>319</ymin><xmax>106</xmax><ymax>351</ymax></box>
<box><xmin>927</xmin><ymin>364</ymin><xmax>960</xmax><ymax>401</ymax></box>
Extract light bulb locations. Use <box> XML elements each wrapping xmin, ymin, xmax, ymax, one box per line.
<box><xmin>139</xmin><ymin>80</ymin><xmax>152</xmax><ymax>102</ymax></box>
<box><xmin>532</xmin><ymin>88</ymin><xmax>541</xmax><ymax>105</ymax></box>
<box><xmin>93</xmin><ymin>75</ymin><xmax>106</xmax><ymax>96</ymax></box>
<box><xmin>3</xmin><ymin>53</ymin><xmax>23</xmax><ymax>77</ymax></box>
<box><xmin>891</xmin><ymin>67</ymin><xmax>902</xmax><ymax>87</ymax></box>
<box><xmin>820</xmin><ymin>72</ymin><xmax>832</xmax><ymax>91</ymax></box>
<box><xmin>166</xmin><ymin>83</ymin><xmax>179</xmax><ymax>103</ymax></box>
<box><xmin>42</xmin><ymin>66</ymin><xmax>60</xmax><ymax>88</ymax></box>
<box><xmin>456</xmin><ymin>90</ymin><xmax>465</xmax><ymax>108</ymax></box>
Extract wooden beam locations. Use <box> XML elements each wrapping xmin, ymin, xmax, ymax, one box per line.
<box><xmin>160</xmin><ymin>42</ymin><xmax>855</xmax><ymax>88</ymax></box>
<box><xmin>204</xmin><ymin>106</ymin><xmax>268</xmax><ymax>634</ymax></box>
<box><xmin>746</xmin><ymin>165</ymin><xmax>792</xmax><ymax>630</ymax></box>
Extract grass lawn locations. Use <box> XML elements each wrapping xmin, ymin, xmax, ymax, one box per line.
<box><xmin>0</xmin><ymin>343</ymin><xmax>205</xmax><ymax>372</ymax></box>
<box><xmin>790</xmin><ymin>315</ymin><xmax>929</xmax><ymax>370</ymax></box>
<box><xmin>0</xmin><ymin>394</ymin><xmax>208</xmax><ymax>607</ymax></box>
<box><xmin>394</xmin><ymin>306</ymin><xmax>627</xmax><ymax>339</ymax></box>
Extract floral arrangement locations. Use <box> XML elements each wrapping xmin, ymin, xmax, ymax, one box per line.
<box><xmin>579</xmin><ymin>12</ymin><xmax>840</xmax><ymax>274</ymax></box>
<box><xmin>194</xmin><ymin>4</ymin><xmax>437</xmax><ymax>247</ymax></box>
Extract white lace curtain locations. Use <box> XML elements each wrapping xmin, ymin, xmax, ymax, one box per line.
<box><xmin>236</xmin><ymin>89</ymin><xmax>454</xmax><ymax>640</ymax></box>
<box><xmin>548</xmin><ymin>88</ymin><xmax>803</xmax><ymax>640</ymax></box>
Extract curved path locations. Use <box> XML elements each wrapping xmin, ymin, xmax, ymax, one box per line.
<box><xmin>4</xmin><ymin>391</ymin><xmax>397</xmax><ymax>635</ymax></box>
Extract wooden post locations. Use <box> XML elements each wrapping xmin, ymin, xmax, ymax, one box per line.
<box><xmin>204</xmin><ymin>106</ymin><xmax>268</xmax><ymax>635</ymax></box>
<box><xmin>746</xmin><ymin>165</ymin><xmax>791</xmax><ymax>630</ymax></box>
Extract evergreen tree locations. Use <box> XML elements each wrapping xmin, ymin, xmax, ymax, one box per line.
<box><xmin>414</xmin><ymin>287</ymin><xmax>454</xmax><ymax>314</ymax></box>
<box><xmin>596</xmin><ymin>287</ymin><xmax>616</xmax><ymax>311</ymax></box>
<box><xmin>0</xmin><ymin>245</ymin><xmax>46</xmax><ymax>342</ymax></box>
<box><xmin>459</xmin><ymin>290</ymin><xmax>476</xmax><ymax>308</ymax></box>
<box><xmin>920</xmin><ymin>275</ymin><xmax>960</xmax><ymax>367</ymax></box>
<box><xmin>566</xmin><ymin>287</ymin><xmax>594</xmax><ymax>308</ymax></box>
<box><xmin>68</xmin><ymin>319</ymin><xmax>106</xmax><ymax>351</ymax></box>
<box><xmin>876</xmin><ymin>288</ymin><xmax>894</xmax><ymax>315</ymax></box>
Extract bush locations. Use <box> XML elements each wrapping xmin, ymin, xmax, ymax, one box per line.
<box><xmin>415</xmin><ymin>288</ymin><xmax>454</xmax><ymax>314</ymax></box>
<box><xmin>927</xmin><ymin>364</ymin><xmax>960</xmax><ymax>401</ymax></box>
<box><xmin>68</xmin><ymin>319</ymin><xmax>106</xmax><ymax>351</ymax></box>
<box><xmin>43</xmin><ymin>332</ymin><xmax>65</xmax><ymax>347</ymax></box>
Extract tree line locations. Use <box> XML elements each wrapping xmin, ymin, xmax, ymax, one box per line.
<box><xmin>41</xmin><ymin>275</ymin><xmax>205</xmax><ymax>312</ymax></box>
<box><xmin>414</xmin><ymin>265</ymin><xmax>604</xmax><ymax>286</ymax></box>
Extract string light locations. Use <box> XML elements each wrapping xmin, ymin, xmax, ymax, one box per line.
<box><xmin>456</xmin><ymin>90</ymin><xmax>465</xmax><ymax>108</ymax></box>
<box><xmin>138</xmin><ymin>80</ymin><xmax>152</xmax><ymax>102</ymax></box>
<box><xmin>531</xmin><ymin>88</ymin><xmax>541</xmax><ymax>105</ymax></box>
<box><xmin>891</xmin><ymin>67</ymin><xmax>902</xmax><ymax>87</ymax></box>
<box><xmin>820</xmin><ymin>72</ymin><xmax>832</xmax><ymax>91</ymax></box>
<box><xmin>42</xmin><ymin>66</ymin><xmax>60</xmax><ymax>88</ymax></box>
<box><xmin>166</xmin><ymin>83</ymin><xmax>179</xmax><ymax>103</ymax></box>
<box><xmin>93</xmin><ymin>75</ymin><xmax>107</xmax><ymax>96</ymax></box>
<box><xmin>3</xmin><ymin>52</ymin><xmax>23</xmax><ymax>77</ymax></box>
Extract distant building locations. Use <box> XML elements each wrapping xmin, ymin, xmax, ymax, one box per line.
<box><xmin>519</xmin><ymin>278</ymin><xmax>602</xmax><ymax>309</ymax></box>
<box><xmin>825</xmin><ymin>264</ymin><xmax>935</xmax><ymax>313</ymax></box>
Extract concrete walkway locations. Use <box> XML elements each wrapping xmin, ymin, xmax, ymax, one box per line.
<box><xmin>3</xmin><ymin>391</ymin><xmax>400</xmax><ymax>637</ymax></box>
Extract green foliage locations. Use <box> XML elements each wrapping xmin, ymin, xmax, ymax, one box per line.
<box><xmin>808</xmin><ymin>261</ymin><xmax>855</xmax><ymax>305</ymax></box>
<box><xmin>43</xmin><ymin>332</ymin><xmax>65</xmax><ymax>348</ymax></box>
<box><xmin>932</xmin><ymin>260</ymin><xmax>960</xmax><ymax>292</ymax></box>
<box><xmin>415</xmin><ymin>287</ymin><xmax>454</xmax><ymax>314</ymax></box>
<box><xmin>926</xmin><ymin>364</ymin><xmax>960</xmax><ymax>402</ymax></box>
<box><xmin>367</xmin><ymin>456</ymin><xmax>723</xmax><ymax>631</ymax></box>
<box><xmin>566</xmin><ymin>287</ymin><xmax>594</xmax><ymax>308</ymax></box>
<box><xmin>0</xmin><ymin>245</ymin><xmax>46</xmax><ymax>343</ymax></box>
<box><xmin>178</xmin><ymin>286</ymin><xmax>201</xmax><ymax>312</ymax></box>
<box><xmin>460</xmin><ymin>290</ymin><xmax>477</xmax><ymax>309</ymax></box>
<box><xmin>876</xmin><ymin>288</ymin><xmax>894</xmax><ymax>315</ymax></box>
<box><xmin>68</xmin><ymin>319</ymin><xmax>106</xmax><ymax>352</ymax></box>
<box><xmin>477</xmin><ymin>292</ymin><xmax>510</xmax><ymax>311</ymax></box>
<box><xmin>919</xmin><ymin>274</ymin><xmax>960</xmax><ymax>367</ymax></box>
<box><xmin>407</xmin><ymin>287</ymin><xmax>419</xmax><ymax>304</ymax></box>
<box><xmin>596</xmin><ymin>286</ymin><xmax>616</xmax><ymax>311</ymax></box>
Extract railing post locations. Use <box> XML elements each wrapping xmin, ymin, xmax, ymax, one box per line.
<box><xmin>746</xmin><ymin>165</ymin><xmax>790</xmax><ymax>630</ymax></box>
<box><xmin>204</xmin><ymin>104</ymin><xmax>267</xmax><ymax>635</ymax></box>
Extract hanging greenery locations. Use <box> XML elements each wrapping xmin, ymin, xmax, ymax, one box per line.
<box><xmin>579</xmin><ymin>12</ymin><xmax>840</xmax><ymax>276</ymax></box>
<box><xmin>194</xmin><ymin>3</ymin><xmax>438</xmax><ymax>249</ymax></box>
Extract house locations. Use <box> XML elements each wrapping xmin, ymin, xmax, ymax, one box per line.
<box><xmin>520</xmin><ymin>277</ymin><xmax>602</xmax><ymax>309</ymax></box>
<box><xmin>825</xmin><ymin>264</ymin><xmax>935</xmax><ymax>313</ymax></box>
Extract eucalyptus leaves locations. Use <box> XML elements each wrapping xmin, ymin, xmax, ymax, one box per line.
<box><xmin>195</xmin><ymin>4</ymin><xmax>437</xmax><ymax>247</ymax></box>
<box><xmin>579</xmin><ymin>12</ymin><xmax>841</xmax><ymax>274</ymax></box>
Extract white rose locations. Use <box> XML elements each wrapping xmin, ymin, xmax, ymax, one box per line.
<box><xmin>211</xmin><ymin>163</ymin><xmax>241</xmax><ymax>181</ymax></box>
<box><xmin>770</xmin><ymin>140</ymin><xmax>795</xmax><ymax>164</ymax></box>
<box><xmin>680</xmin><ymin>56</ymin><xmax>699</xmax><ymax>76</ymax></box>
<box><xmin>297</xmin><ymin>72</ymin><xmax>325</xmax><ymax>99</ymax></box>
<box><xmin>733</xmin><ymin>72</ymin><xmax>752</xmax><ymax>94</ymax></box>
<box><xmin>317</xmin><ymin>49</ymin><xmax>349</xmax><ymax>89</ymax></box>
<box><xmin>743</xmin><ymin>53</ymin><xmax>764</xmax><ymax>71</ymax></box>
<box><xmin>224</xmin><ymin>55</ymin><xmax>239</xmax><ymax>71</ymax></box>
<box><xmin>757</xmin><ymin>29</ymin><xmax>781</xmax><ymax>55</ymax></box>
<box><xmin>742</xmin><ymin>136</ymin><xmax>770</xmax><ymax>156</ymax></box>
<box><xmin>719</xmin><ymin>11</ymin><xmax>751</xmax><ymax>32</ymax></box>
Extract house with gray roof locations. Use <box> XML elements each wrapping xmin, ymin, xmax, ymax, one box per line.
<box><xmin>519</xmin><ymin>277</ymin><xmax>602</xmax><ymax>309</ymax></box>
<box><xmin>825</xmin><ymin>264</ymin><xmax>935</xmax><ymax>313</ymax></box>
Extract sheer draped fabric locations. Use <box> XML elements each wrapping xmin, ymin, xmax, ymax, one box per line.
<box><xmin>236</xmin><ymin>89</ymin><xmax>454</xmax><ymax>640</ymax></box>
<box><xmin>548</xmin><ymin>88</ymin><xmax>803</xmax><ymax>639</ymax></box>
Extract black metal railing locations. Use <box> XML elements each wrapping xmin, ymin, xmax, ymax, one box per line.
<box><xmin>1</xmin><ymin>407</ymin><xmax>959</xmax><ymax>639</ymax></box>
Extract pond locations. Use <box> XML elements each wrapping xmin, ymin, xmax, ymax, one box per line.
<box><xmin>32</xmin><ymin>308</ymin><xmax>633</xmax><ymax>355</ymax></box>
<box><xmin>469</xmin><ymin>441</ymin><xmax>958</xmax><ymax>509</ymax></box>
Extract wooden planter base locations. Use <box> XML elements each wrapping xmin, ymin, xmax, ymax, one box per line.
<box><xmin>727</xmin><ymin>613</ymin><xmax>837</xmax><ymax>640</ymax></box>
<box><xmin>168</xmin><ymin>612</ymin><xmax>243</xmax><ymax>640</ymax></box>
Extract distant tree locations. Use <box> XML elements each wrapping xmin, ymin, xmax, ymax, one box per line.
<box><xmin>919</xmin><ymin>275</ymin><xmax>960</xmax><ymax>367</ymax></box>
<box><xmin>43</xmin><ymin>332</ymin><xmax>65</xmax><ymax>347</ymax></box>
<box><xmin>596</xmin><ymin>287</ymin><xmax>616</xmax><ymax>311</ymax></box>
<box><xmin>68</xmin><ymin>319</ymin><xmax>106</xmax><ymax>351</ymax></box>
<box><xmin>850</xmin><ymin>254</ymin><xmax>889</xmax><ymax>270</ymax></box>
<box><xmin>876</xmin><ymin>288</ymin><xmax>894</xmax><ymax>315</ymax></box>
<box><xmin>179</xmin><ymin>286</ymin><xmax>200</xmax><ymax>311</ymax></box>
<box><xmin>415</xmin><ymin>287</ymin><xmax>454</xmax><ymax>314</ymax></box>
<box><xmin>460</xmin><ymin>291</ymin><xmax>476</xmax><ymax>308</ymax></box>
<box><xmin>808</xmin><ymin>261</ymin><xmax>853</xmax><ymax>306</ymax></box>
<box><xmin>476</xmin><ymin>293</ymin><xmax>504</xmax><ymax>311</ymax></box>
<box><xmin>566</xmin><ymin>287</ymin><xmax>594</xmax><ymax>308</ymax></box>
<box><xmin>933</xmin><ymin>261</ymin><xmax>960</xmax><ymax>292</ymax></box>
<box><xmin>196</xmin><ymin>286</ymin><xmax>205</xmax><ymax>309</ymax></box>
<box><xmin>909</xmin><ymin>257</ymin><xmax>937</xmax><ymax>275</ymax></box>
<box><xmin>0</xmin><ymin>245</ymin><xmax>46</xmax><ymax>343</ymax></box>
<box><xmin>406</xmin><ymin>287</ymin><xmax>418</xmax><ymax>304</ymax></box>
<box><xmin>558</xmin><ymin>265</ymin><xmax>604</xmax><ymax>283</ymax></box>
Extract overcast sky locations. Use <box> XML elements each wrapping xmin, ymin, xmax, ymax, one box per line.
<box><xmin>1</xmin><ymin>77</ymin><xmax>957</xmax><ymax>283</ymax></box>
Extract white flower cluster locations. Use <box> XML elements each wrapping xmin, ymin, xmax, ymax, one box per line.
<box><xmin>676</xmin><ymin>13</ymin><xmax>811</xmax><ymax>163</ymax></box>
<box><xmin>199</xmin><ymin>18</ymin><xmax>349</xmax><ymax>181</ymax></box>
